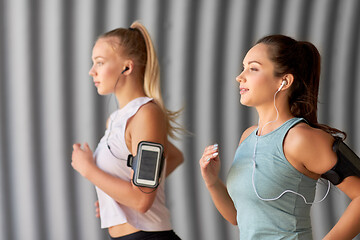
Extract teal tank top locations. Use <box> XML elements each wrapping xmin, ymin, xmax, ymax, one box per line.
<box><xmin>227</xmin><ymin>118</ymin><xmax>317</xmax><ymax>240</ymax></box>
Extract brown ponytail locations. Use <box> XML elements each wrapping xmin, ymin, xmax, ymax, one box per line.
<box><xmin>257</xmin><ymin>35</ymin><xmax>346</xmax><ymax>139</ymax></box>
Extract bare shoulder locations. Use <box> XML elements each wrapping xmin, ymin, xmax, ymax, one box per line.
<box><xmin>286</xmin><ymin>123</ymin><xmax>334</xmax><ymax>149</ymax></box>
<box><xmin>239</xmin><ymin>125</ymin><xmax>257</xmax><ymax>145</ymax></box>
<box><xmin>132</xmin><ymin>101</ymin><xmax>165</xmax><ymax>124</ymax></box>
<box><xmin>284</xmin><ymin>123</ymin><xmax>337</xmax><ymax>175</ymax></box>
<box><xmin>126</xmin><ymin>101</ymin><xmax>167</xmax><ymax>152</ymax></box>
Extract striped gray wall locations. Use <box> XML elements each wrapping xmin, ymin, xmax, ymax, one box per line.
<box><xmin>0</xmin><ymin>0</ymin><xmax>359</xmax><ymax>239</ymax></box>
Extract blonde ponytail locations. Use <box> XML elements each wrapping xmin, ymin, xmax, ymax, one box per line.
<box><xmin>100</xmin><ymin>21</ymin><xmax>184</xmax><ymax>138</ymax></box>
<box><xmin>130</xmin><ymin>22</ymin><xmax>162</xmax><ymax>108</ymax></box>
<box><xmin>129</xmin><ymin>21</ymin><xmax>183</xmax><ymax>138</ymax></box>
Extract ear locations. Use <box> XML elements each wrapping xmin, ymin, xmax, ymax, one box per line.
<box><xmin>280</xmin><ymin>74</ymin><xmax>294</xmax><ymax>91</ymax></box>
<box><xmin>122</xmin><ymin>60</ymin><xmax>134</xmax><ymax>75</ymax></box>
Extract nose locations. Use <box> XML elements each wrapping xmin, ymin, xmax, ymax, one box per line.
<box><xmin>89</xmin><ymin>65</ymin><xmax>96</xmax><ymax>77</ymax></box>
<box><xmin>236</xmin><ymin>71</ymin><xmax>245</xmax><ymax>83</ymax></box>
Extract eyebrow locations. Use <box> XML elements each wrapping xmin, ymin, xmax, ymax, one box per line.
<box><xmin>246</xmin><ymin>60</ymin><xmax>262</xmax><ymax>65</ymax></box>
<box><xmin>92</xmin><ymin>56</ymin><xmax>106</xmax><ymax>61</ymax></box>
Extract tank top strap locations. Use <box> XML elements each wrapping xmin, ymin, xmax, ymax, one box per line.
<box><xmin>279</xmin><ymin>117</ymin><xmax>306</xmax><ymax>140</ymax></box>
<box><xmin>121</xmin><ymin>97</ymin><xmax>153</xmax><ymax>122</ymax></box>
<box><xmin>106</xmin><ymin>97</ymin><xmax>154</xmax><ymax>159</ymax></box>
<box><xmin>117</xmin><ymin>96</ymin><xmax>153</xmax><ymax>140</ymax></box>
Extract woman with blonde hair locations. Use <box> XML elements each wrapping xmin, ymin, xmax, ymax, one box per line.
<box><xmin>71</xmin><ymin>21</ymin><xmax>183</xmax><ymax>240</ymax></box>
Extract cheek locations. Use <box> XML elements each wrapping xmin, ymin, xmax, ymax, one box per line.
<box><xmin>102</xmin><ymin>67</ymin><xmax>117</xmax><ymax>77</ymax></box>
<box><xmin>100</xmin><ymin>66</ymin><xmax>121</xmax><ymax>82</ymax></box>
<box><xmin>253</xmin><ymin>74</ymin><xmax>275</xmax><ymax>91</ymax></box>
<box><xmin>97</xmin><ymin>68</ymin><xmax>119</xmax><ymax>88</ymax></box>
<box><xmin>241</xmin><ymin>77</ymin><xmax>274</xmax><ymax>106</ymax></box>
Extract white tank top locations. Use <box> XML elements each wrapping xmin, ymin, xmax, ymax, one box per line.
<box><xmin>93</xmin><ymin>97</ymin><xmax>172</xmax><ymax>230</ymax></box>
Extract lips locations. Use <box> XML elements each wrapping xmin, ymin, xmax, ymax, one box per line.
<box><xmin>94</xmin><ymin>81</ymin><xmax>100</xmax><ymax>87</ymax></box>
<box><xmin>239</xmin><ymin>87</ymin><xmax>248</xmax><ymax>95</ymax></box>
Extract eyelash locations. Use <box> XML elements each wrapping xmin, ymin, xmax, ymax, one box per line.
<box><xmin>242</xmin><ymin>67</ymin><xmax>258</xmax><ymax>72</ymax></box>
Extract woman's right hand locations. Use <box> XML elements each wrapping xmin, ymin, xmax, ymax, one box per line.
<box><xmin>95</xmin><ymin>200</ymin><xmax>100</xmax><ymax>218</ymax></box>
<box><xmin>71</xmin><ymin>142</ymin><xmax>95</xmax><ymax>178</ymax></box>
<box><xmin>199</xmin><ymin>144</ymin><xmax>220</xmax><ymax>188</ymax></box>
<box><xmin>200</xmin><ymin>144</ymin><xmax>238</xmax><ymax>225</ymax></box>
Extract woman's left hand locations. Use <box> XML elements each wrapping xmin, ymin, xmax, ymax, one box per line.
<box><xmin>71</xmin><ymin>142</ymin><xmax>95</xmax><ymax>178</ymax></box>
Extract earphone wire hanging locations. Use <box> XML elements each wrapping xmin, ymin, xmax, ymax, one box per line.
<box><xmin>251</xmin><ymin>88</ymin><xmax>331</xmax><ymax>204</ymax></box>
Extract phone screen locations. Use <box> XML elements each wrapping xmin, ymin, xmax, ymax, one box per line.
<box><xmin>138</xmin><ymin>149</ymin><xmax>159</xmax><ymax>181</ymax></box>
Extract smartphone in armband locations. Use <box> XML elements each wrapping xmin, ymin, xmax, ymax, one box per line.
<box><xmin>127</xmin><ymin>141</ymin><xmax>164</xmax><ymax>188</ymax></box>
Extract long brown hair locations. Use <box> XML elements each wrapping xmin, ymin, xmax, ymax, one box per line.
<box><xmin>257</xmin><ymin>35</ymin><xmax>346</xmax><ymax>139</ymax></box>
<box><xmin>99</xmin><ymin>21</ymin><xmax>183</xmax><ymax>138</ymax></box>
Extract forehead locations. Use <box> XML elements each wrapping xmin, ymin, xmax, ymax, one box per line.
<box><xmin>92</xmin><ymin>37</ymin><xmax>121</xmax><ymax>59</ymax></box>
<box><xmin>243</xmin><ymin>43</ymin><xmax>271</xmax><ymax>65</ymax></box>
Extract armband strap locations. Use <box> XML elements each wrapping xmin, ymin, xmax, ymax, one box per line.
<box><xmin>321</xmin><ymin>137</ymin><xmax>360</xmax><ymax>185</ymax></box>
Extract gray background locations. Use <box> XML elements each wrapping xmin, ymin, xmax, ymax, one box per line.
<box><xmin>0</xmin><ymin>0</ymin><xmax>360</xmax><ymax>239</ymax></box>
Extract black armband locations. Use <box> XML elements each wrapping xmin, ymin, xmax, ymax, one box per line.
<box><xmin>127</xmin><ymin>141</ymin><xmax>165</xmax><ymax>188</ymax></box>
<box><xmin>321</xmin><ymin>137</ymin><xmax>360</xmax><ymax>185</ymax></box>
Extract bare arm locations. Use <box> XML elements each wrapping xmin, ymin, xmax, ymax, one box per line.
<box><xmin>323</xmin><ymin>178</ymin><xmax>360</xmax><ymax>240</ymax></box>
<box><xmin>197</xmin><ymin>126</ymin><xmax>257</xmax><ymax>225</ymax></box>
<box><xmin>91</xmin><ymin>139</ymin><xmax>183</xmax><ymax>217</ymax></box>
<box><xmin>72</xmin><ymin>102</ymin><xmax>166</xmax><ymax>213</ymax></box>
<box><xmin>206</xmin><ymin>178</ymin><xmax>237</xmax><ymax>225</ymax></box>
<box><xmin>164</xmin><ymin>140</ymin><xmax>184</xmax><ymax>177</ymax></box>
<box><xmin>284</xmin><ymin>124</ymin><xmax>360</xmax><ymax>239</ymax></box>
<box><xmin>199</xmin><ymin>144</ymin><xmax>237</xmax><ymax>225</ymax></box>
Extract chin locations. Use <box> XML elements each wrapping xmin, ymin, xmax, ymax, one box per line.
<box><xmin>96</xmin><ymin>88</ymin><xmax>108</xmax><ymax>96</ymax></box>
<box><xmin>95</xmin><ymin>87</ymin><xmax>110</xmax><ymax>96</ymax></box>
<box><xmin>240</xmin><ymin>97</ymin><xmax>247</xmax><ymax>105</ymax></box>
<box><xmin>240</xmin><ymin>98</ymin><xmax>252</xmax><ymax>107</ymax></box>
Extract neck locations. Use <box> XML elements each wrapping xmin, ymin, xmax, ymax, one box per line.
<box><xmin>256</xmin><ymin>96</ymin><xmax>293</xmax><ymax>136</ymax></box>
<box><xmin>114</xmin><ymin>75</ymin><xmax>147</xmax><ymax>109</ymax></box>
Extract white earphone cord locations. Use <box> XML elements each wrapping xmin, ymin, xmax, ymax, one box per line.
<box><xmin>251</xmin><ymin>89</ymin><xmax>331</xmax><ymax>205</ymax></box>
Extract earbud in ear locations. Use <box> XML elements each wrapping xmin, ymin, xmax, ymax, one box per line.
<box><xmin>121</xmin><ymin>67</ymin><xmax>129</xmax><ymax>74</ymax></box>
<box><xmin>277</xmin><ymin>80</ymin><xmax>287</xmax><ymax>91</ymax></box>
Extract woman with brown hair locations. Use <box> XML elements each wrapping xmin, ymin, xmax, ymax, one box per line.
<box><xmin>200</xmin><ymin>34</ymin><xmax>360</xmax><ymax>239</ymax></box>
<box><xmin>71</xmin><ymin>21</ymin><xmax>183</xmax><ymax>239</ymax></box>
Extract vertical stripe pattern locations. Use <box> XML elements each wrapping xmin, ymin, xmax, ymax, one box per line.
<box><xmin>0</xmin><ymin>0</ymin><xmax>359</xmax><ymax>239</ymax></box>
